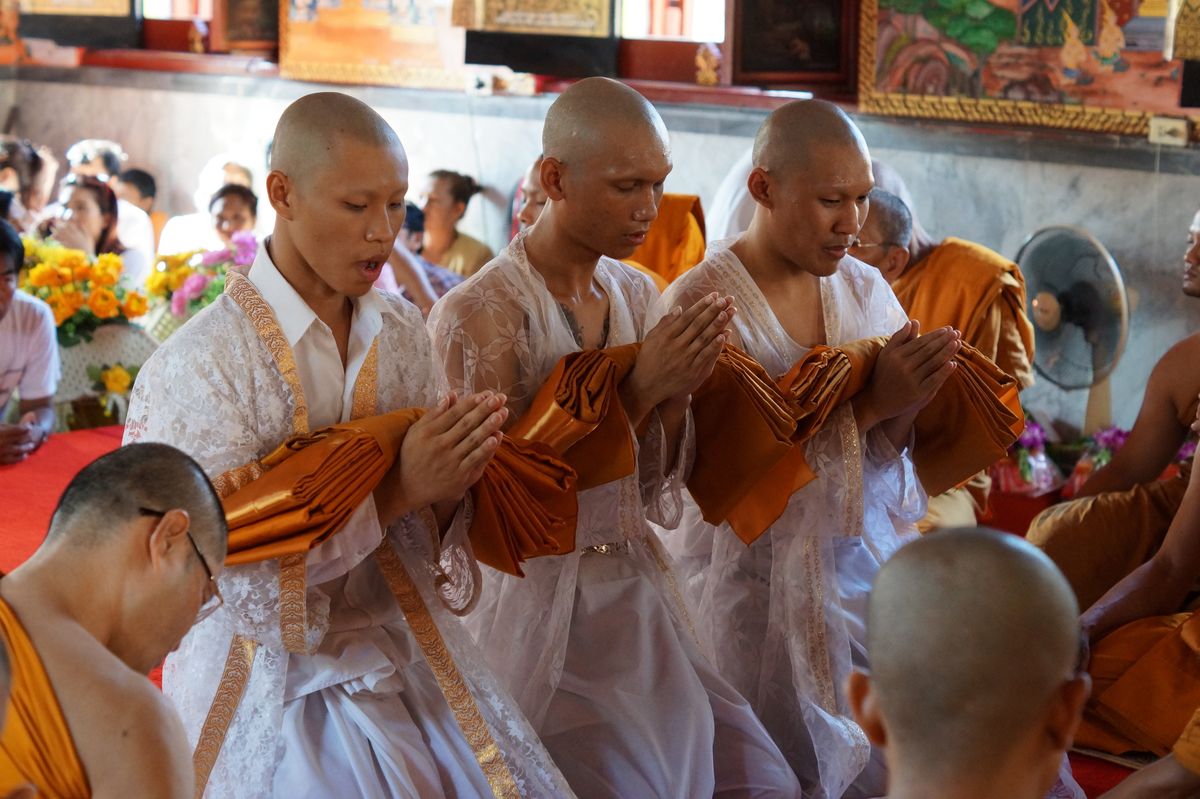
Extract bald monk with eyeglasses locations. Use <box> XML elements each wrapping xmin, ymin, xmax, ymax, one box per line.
<box><xmin>0</xmin><ymin>442</ymin><xmax>227</xmax><ymax>799</ymax></box>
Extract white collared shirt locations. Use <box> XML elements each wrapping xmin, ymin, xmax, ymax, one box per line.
<box><xmin>248</xmin><ymin>242</ymin><xmax>401</xmax><ymax>429</ymax></box>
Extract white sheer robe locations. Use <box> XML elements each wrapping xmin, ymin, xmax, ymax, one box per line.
<box><xmin>125</xmin><ymin>245</ymin><xmax>571</xmax><ymax>799</ymax></box>
<box><xmin>427</xmin><ymin>232</ymin><xmax>801</xmax><ymax>799</ymax></box>
<box><xmin>660</xmin><ymin>242</ymin><xmax>926</xmax><ymax>799</ymax></box>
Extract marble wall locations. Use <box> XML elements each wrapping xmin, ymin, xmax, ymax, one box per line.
<box><xmin>6</xmin><ymin>66</ymin><xmax>1200</xmax><ymax>435</ymax></box>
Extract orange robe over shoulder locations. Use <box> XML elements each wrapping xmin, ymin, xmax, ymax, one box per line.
<box><xmin>0</xmin><ymin>597</ymin><xmax>90</xmax><ymax>799</ymax></box>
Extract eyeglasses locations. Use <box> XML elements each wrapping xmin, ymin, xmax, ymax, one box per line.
<box><xmin>138</xmin><ymin>508</ymin><xmax>224</xmax><ymax>623</ymax></box>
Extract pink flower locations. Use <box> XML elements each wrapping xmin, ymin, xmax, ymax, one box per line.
<box><xmin>201</xmin><ymin>248</ymin><xmax>231</xmax><ymax>267</ymax></box>
<box><xmin>171</xmin><ymin>290</ymin><xmax>188</xmax><ymax>317</ymax></box>
<box><xmin>231</xmin><ymin>232</ymin><xmax>257</xmax><ymax>266</ymax></box>
<box><xmin>180</xmin><ymin>272</ymin><xmax>214</xmax><ymax>300</ymax></box>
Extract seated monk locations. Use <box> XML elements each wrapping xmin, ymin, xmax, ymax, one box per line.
<box><xmin>1028</xmin><ymin>208</ymin><xmax>1200</xmax><ymax>610</ymax></box>
<box><xmin>1072</xmin><ymin>444</ymin><xmax>1200</xmax><ymax>798</ymax></box>
<box><xmin>848</xmin><ymin>528</ymin><xmax>1090</xmax><ymax>799</ymax></box>
<box><xmin>0</xmin><ymin>442</ymin><xmax>228</xmax><ymax>798</ymax></box>
<box><xmin>858</xmin><ymin>162</ymin><xmax>1036</xmax><ymax>530</ymax></box>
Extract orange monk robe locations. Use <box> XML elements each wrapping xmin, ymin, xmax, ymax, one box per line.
<box><xmin>1077</xmin><ymin>610</ymin><xmax>1200</xmax><ymax>773</ymax></box>
<box><xmin>626</xmin><ymin>194</ymin><xmax>706</xmax><ymax>285</ymax></box>
<box><xmin>1028</xmin><ymin>395</ymin><xmax>1198</xmax><ymax>609</ymax></box>
<box><xmin>891</xmin><ymin>237</ymin><xmax>1036</xmax><ymax>526</ymax></box>
<box><xmin>688</xmin><ymin>340</ymin><xmax>1023</xmax><ymax>544</ymax></box>
<box><xmin>0</xmin><ymin>597</ymin><xmax>89</xmax><ymax>799</ymax></box>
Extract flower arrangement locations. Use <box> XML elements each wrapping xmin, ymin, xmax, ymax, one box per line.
<box><xmin>87</xmin><ymin>362</ymin><xmax>140</xmax><ymax>417</ymax></box>
<box><xmin>19</xmin><ymin>237</ymin><xmax>149</xmax><ymax>347</ymax></box>
<box><xmin>992</xmin><ymin>419</ymin><xmax>1064</xmax><ymax>496</ymax></box>
<box><xmin>148</xmin><ymin>231</ymin><xmax>256</xmax><ymax>319</ymax></box>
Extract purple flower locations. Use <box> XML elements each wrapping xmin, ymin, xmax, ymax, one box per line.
<box><xmin>1092</xmin><ymin>426</ymin><xmax>1130</xmax><ymax>453</ymax></box>
<box><xmin>1017</xmin><ymin>420</ymin><xmax>1046</xmax><ymax>451</ymax></box>
<box><xmin>1179</xmin><ymin>440</ymin><xmax>1197</xmax><ymax>463</ymax></box>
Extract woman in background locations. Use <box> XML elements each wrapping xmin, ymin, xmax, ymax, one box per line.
<box><xmin>419</xmin><ymin>169</ymin><xmax>493</xmax><ymax>276</ymax></box>
<box><xmin>40</xmin><ymin>175</ymin><xmax>147</xmax><ymax>286</ymax></box>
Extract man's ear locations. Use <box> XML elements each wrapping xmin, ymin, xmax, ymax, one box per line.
<box><xmin>146</xmin><ymin>509</ymin><xmax>192</xmax><ymax>571</ymax></box>
<box><xmin>883</xmin><ymin>246</ymin><xmax>911</xmax><ymax>283</ymax></box>
<box><xmin>1045</xmin><ymin>673</ymin><xmax>1091</xmax><ymax>751</ymax></box>
<box><xmin>747</xmin><ymin>167</ymin><xmax>773</xmax><ymax>208</ymax></box>
<box><xmin>540</xmin><ymin>157</ymin><xmax>567</xmax><ymax>202</ymax></box>
<box><xmin>266</xmin><ymin>170</ymin><xmax>294</xmax><ymax>221</ymax></box>
<box><xmin>847</xmin><ymin>669</ymin><xmax>889</xmax><ymax>747</ymax></box>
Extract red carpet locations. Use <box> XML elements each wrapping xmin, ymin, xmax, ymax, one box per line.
<box><xmin>0</xmin><ymin>426</ymin><xmax>124</xmax><ymax>572</ymax></box>
<box><xmin>1070</xmin><ymin>751</ymin><xmax>1134</xmax><ymax>797</ymax></box>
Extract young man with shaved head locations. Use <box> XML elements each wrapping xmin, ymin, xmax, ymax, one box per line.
<box><xmin>0</xmin><ymin>443</ymin><xmax>227</xmax><ymax>798</ymax></box>
<box><xmin>429</xmin><ymin>77</ymin><xmax>801</xmax><ymax>798</ymax></box>
<box><xmin>127</xmin><ymin>92</ymin><xmax>569</xmax><ymax>798</ymax></box>
<box><xmin>660</xmin><ymin>99</ymin><xmax>961</xmax><ymax>798</ymax></box>
<box><xmin>849</xmin><ymin>528</ymin><xmax>1090</xmax><ymax>799</ymax></box>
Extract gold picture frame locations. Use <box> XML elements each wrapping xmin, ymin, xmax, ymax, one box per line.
<box><xmin>857</xmin><ymin>0</ymin><xmax>1199</xmax><ymax>138</ymax></box>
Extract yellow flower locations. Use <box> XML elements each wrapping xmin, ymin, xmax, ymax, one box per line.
<box><xmin>90</xmin><ymin>264</ymin><xmax>119</xmax><ymax>288</ymax></box>
<box><xmin>100</xmin><ymin>365</ymin><xmax>132</xmax><ymax>394</ymax></box>
<box><xmin>167</xmin><ymin>266</ymin><xmax>193</xmax><ymax>292</ymax></box>
<box><xmin>146</xmin><ymin>270</ymin><xmax>170</xmax><ymax>297</ymax></box>
<box><xmin>26</xmin><ymin>262</ymin><xmax>61</xmax><ymax>288</ymax></box>
<box><xmin>96</xmin><ymin>252</ymin><xmax>123</xmax><ymax>274</ymax></box>
<box><xmin>63</xmin><ymin>287</ymin><xmax>85</xmax><ymax>314</ymax></box>
<box><xmin>121</xmin><ymin>291</ymin><xmax>148</xmax><ymax>319</ymax></box>
<box><xmin>46</xmin><ymin>294</ymin><xmax>73</xmax><ymax>326</ymax></box>
<box><xmin>88</xmin><ymin>286</ymin><xmax>120</xmax><ymax>319</ymax></box>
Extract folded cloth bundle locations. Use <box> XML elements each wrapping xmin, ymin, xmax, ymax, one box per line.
<box><xmin>222</xmin><ymin>409</ymin><xmax>577</xmax><ymax>577</ymax></box>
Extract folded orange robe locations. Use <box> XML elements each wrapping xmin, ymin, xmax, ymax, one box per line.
<box><xmin>627</xmin><ymin>194</ymin><xmax>706</xmax><ymax>284</ymax></box>
<box><xmin>508</xmin><ymin>343</ymin><xmax>642</xmax><ymax>490</ymax></box>
<box><xmin>689</xmin><ymin>340</ymin><xmax>1023</xmax><ymax>544</ymax></box>
<box><xmin>0</xmin><ymin>597</ymin><xmax>89</xmax><ymax>799</ymax></box>
<box><xmin>223</xmin><ymin>409</ymin><xmax>578</xmax><ymax>578</ymax></box>
<box><xmin>891</xmin><ymin>237</ymin><xmax>1035</xmax><ymax>389</ymax></box>
<box><xmin>1078</xmin><ymin>611</ymin><xmax>1200</xmax><ymax>768</ymax></box>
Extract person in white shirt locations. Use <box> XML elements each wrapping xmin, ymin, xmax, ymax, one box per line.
<box><xmin>125</xmin><ymin>91</ymin><xmax>571</xmax><ymax>799</ymax></box>
<box><xmin>157</xmin><ymin>155</ymin><xmax>256</xmax><ymax>256</ymax></box>
<box><xmin>64</xmin><ymin>139</ymin><xmax>156</xmax><ymax>269</ymax></box>
<box><xmin>0</xmin><ymin>218</ymin><xmax>58</xmax><ymax>464</ymax></box>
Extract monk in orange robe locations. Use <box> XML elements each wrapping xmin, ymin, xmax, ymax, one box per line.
<box><xmin>853</xmin><ymin>168</ymin><xmax>1036</xmax><ymax>530</ymax></box>
<box><xmin>0</xmin><ymin>442</ymin><xmax>226</xmax><ymax>799</ymax></box>
<box><xmin>1028</xmin><ymin>208</ymin><xmax>1200</xmax><ymax>610</ymax></box>
<box><xmin>1072</xmin><ymin>439</ymin><xmax>1200</xmax><ymax>798</ymax></box>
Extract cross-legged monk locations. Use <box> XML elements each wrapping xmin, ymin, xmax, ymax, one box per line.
<box><xmin>660</xmin><ymin>99</ymin><xmax>965</xmax><ymax>798</ymax></box>
<box><xmin>848</xmin><ymin>528</ymin><xmax>1090</xmax><ymax>799</ymax></box>
<box><xmin>1028</xmin><ymin>208</ymin><xmax>1200</xmax><ymax>610</ymax></box>
<box><xmin>126</xmin><ymin>92</ymin><xmax>569</xmax><ymax>798</ymax></box>
<box><xmin>1066</xmin><ymin>444</ymin><xmax>1200</xmax><ymax>798</ymax></box>
<box><xmin>859</xmin><ymin>160</ymin><xmax>1036</xmax><ymax>530</ymax></box>
<box><xmin>428</xmin><ymin>77</ymin><xmax>801</xmax><ymax>799</ymax></box>
<box><xmin>0</xmin><ymin>443</ymin><xmax>227</xmax><ymax>799</ymax></box>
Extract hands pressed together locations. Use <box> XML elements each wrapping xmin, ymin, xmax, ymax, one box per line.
<box><xmin>624</xmin><ymin>292</ymin><xmax>737</xmax><ymax>424</ymax></box>
<box><xmin>375</xmin><ymin>390</ymin><xmax>509</xmax><ymax>527</ymax></box>
<box><xmin>861</xmin><ymin>320</ymin><xmax>961</xmax><ymax>430</ymax></box>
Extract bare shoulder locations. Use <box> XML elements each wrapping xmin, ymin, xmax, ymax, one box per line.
<box><xmin>1151</xmin><ymin>332</ymin><xmax>1200</xmax><ymax>405</ymax></box>
<box><xmin>41</xmin><ymin>634</ymin><xmax>192</xmax><ymax>799</ymax></box>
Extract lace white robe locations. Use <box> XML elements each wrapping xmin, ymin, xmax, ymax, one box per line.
<box><xmin>427</xmin><ymin>232</ymin><xmax>801</xmax><ymax>799</ymax></box>
<box><xmin>660</xmin><ymin>242</ymin><xmax>927</xmax><ymax>799</ymax></box>
<box><xmin>125</xmin><ymin>259</ymin><xmax>571</xmax><ymax>799</ymax></box>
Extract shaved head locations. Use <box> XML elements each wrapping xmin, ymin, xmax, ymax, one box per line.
<box><xmin>271</xmin><ymin>92</ymin><xmax>406</xmax><ymax>184</ymax></box>
<box><xmin>867</xmin><ymin>528</ymin><xmax>1080</xmax><ymax>777</ymax></box>
<box><xmin>48</xmin><ymin>443</ymin><xmax>227</xmax><ymax>562</ymax></box>
<box><xmin>543</xmin><ymin>77</ymin><xmax>669</xmax><ymax>168</ymax></box>
<box><xmin>752</xmin><ymin>99</ymin><xmax>868</xmax><ymax>177</ymax></box>
<box><xmin>871</xmin><ymin>158</ymin><xmax>933</xmax><ymax>247</ymax></box>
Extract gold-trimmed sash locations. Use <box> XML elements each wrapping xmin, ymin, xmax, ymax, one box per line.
<box><xmin>191</xmin><ymin>635</ymin><xmax>258</xmax><ymax>799</ymax></box>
